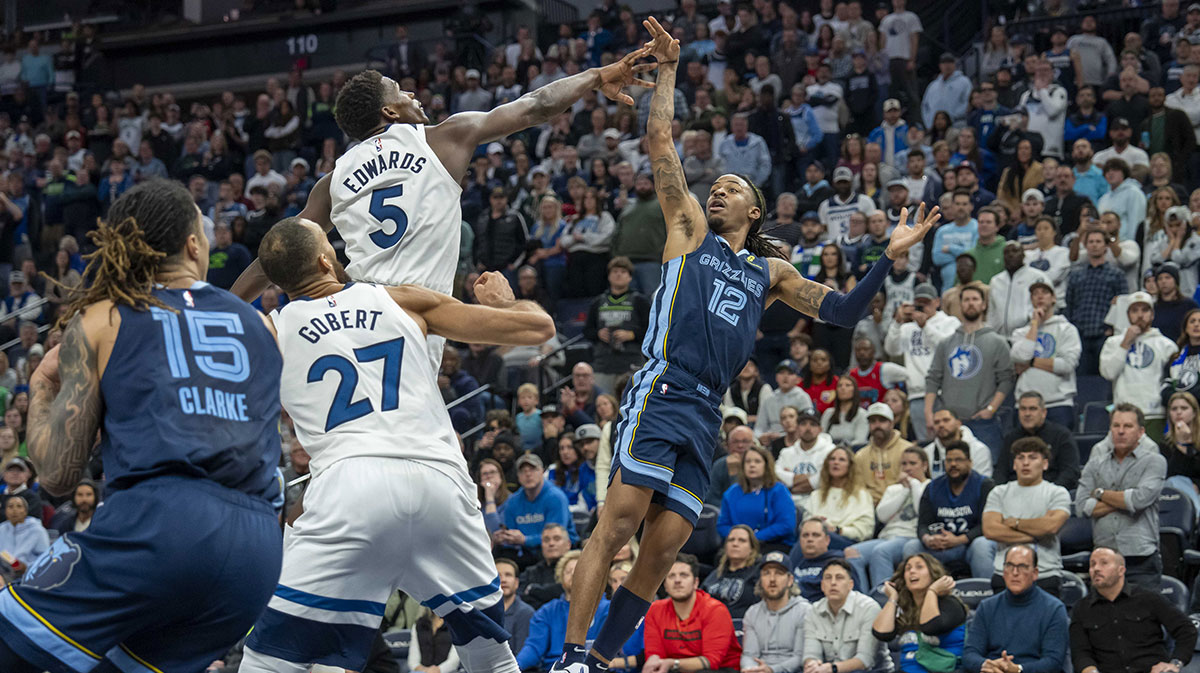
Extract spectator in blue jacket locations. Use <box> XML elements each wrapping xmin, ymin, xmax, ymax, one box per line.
<box><xmin>719</xmin><ymin>113</ymin><xmax>772</xmax><ymax>186</ymax></box>
<box><xmin>962</xmin><ymin>545</ymin><xmax>1069</xmax><ymax>673</ymax></box>
<box><xmin>869</xmin><ymin>99</ymin><xmax>910</xmax><ymax>167</ymax></box>
<box><xmin>717</xmin><ymin>444</ymin><xmax>798</xmax><ymax>550</ymax></box>
<box><xmin>1070</xmin><ymin>139</ymin><xmax>1110</xmax><ymax>204</ymax></box>
<box><xmin>499</xmin><ymin>453</ymin><xmax>579</xmax><ymax>557</ymax></box>
<box><xmin>922</xmin><ymin>54</ymin><xmax>973</xmax><ymax>128</ymax></box>
<box><xmin>931</xmin><ymin>190</ymin><xmax>979</xmax><ymax>291</ymax></box>
<box><xmin>788</xmin><ymin>518</ymin><xmax>845</xmax><ymax>602</ymax></box>
<box><xmin>517</xmin><ymin>550</ymin><xmax>610</xmax><ymax>671</ymax></box>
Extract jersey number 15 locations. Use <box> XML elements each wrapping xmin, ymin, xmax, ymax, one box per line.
<box><xmin>307</xmin><ymin>337</ymin><xmax>406</xmax><ymax>431</ymax></box>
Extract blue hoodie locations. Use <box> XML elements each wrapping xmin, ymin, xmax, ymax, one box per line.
<box><xmin>931</xmin><ymin>220</ymin><xmax>979</xmax><ymax>291</ymax></box>
<box><xmin>517</xmin><ymin>596</ymin><xmax>611</xmax><ymax>669</ymax></box>
<box><xmin>0</xmin><ymin>516</ymin><xmax>49</xmax><ymax>568</ymax></box>
<box><xmin>1097</xmin><ymin>177</ymin><xmax>1147</xmax><ymax>243</ymax></box>
<box><xmin>1072</xmin><ymin>165</ymin><xmax>1110</xmax><ymax>204</ymax></box>
<box><xmin>503</xmin><ymin>481</ymin><xmax>579</xmax><ymax>548</ymax></box>
<box><xmin>717</xmin><ymin>482</ymin><xmax>797</xmax><ymax>545</ymax></box>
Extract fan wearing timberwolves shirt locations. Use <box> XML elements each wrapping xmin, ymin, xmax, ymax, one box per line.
<box><xmin>551</xmin><ymin>18</ymin><xmax>942</xmax><ymax>673</ymax></box>
<box><xmin>0</xmin><ymin>180</ymin><xmax>284</xmax><ymax>673</ymax></box>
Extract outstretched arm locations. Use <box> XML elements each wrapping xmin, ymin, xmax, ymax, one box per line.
<box><xmin>231</xmin><ymin>175</ymin><xmax>334</xmax><ymax>302</ymax></box>
<box><xmin>768</xmin><ymin>204</ymin><xmax>940</xmax><ymax>324</ymax></box>
<box><xmin>644</xmin><ymin>16</ymin><xmax>707</xmax><ymax>257</ymax></box>
<box><xmin>27</xmin><ymin>305</ymin><xmax>111</xmax><ymax>496</ymax></box>
<box><xmin>388</xmin><ymin>272</ymin><xmax>556</xmax><ymax>346</ymax></box>
<box><xmin>427</xmin><ymin>48</ymin><xmax>653</xmax><ymax>182</ymax></box>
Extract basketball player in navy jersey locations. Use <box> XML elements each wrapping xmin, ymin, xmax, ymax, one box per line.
<box><xmin>552</xmin><ymin>19</ymin><xmax>942</xmax><ymax>673</ymax></box>
<box><xmin>0</xmin><ymin>180</ymin><xmax>284</xmax><ymax>673</ymax></box>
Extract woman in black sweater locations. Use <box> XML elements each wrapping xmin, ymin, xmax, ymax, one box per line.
<box><xmin>871</xmin><ymin>553</ymin><xmax>968</xmax><ymax>673</ymax></box>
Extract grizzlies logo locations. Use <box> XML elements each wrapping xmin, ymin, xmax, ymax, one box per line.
<box><xmin>949</xmin><ymin>344</ymin><xmax>983</xmax><ymax>379</ymax></box>
<box><xmin>22</xmin><ymin>536</ymin><xmax>82</xmax><ymax>591</ymax></box>
<box><xmin>1125</xmin><ymin>343</ymin><xmax>1157</xmax><ymax>369</ymax></box>
<box><xmin>1034</xmin><ymin>332</ymin><xmax>1057</xmax><ymax>358</ymax></box>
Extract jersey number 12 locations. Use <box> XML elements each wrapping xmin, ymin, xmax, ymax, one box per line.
<box><xmin>307</xmin><ymin>337</ymin><xmax>406</xmax><ymax>431</ymax></box>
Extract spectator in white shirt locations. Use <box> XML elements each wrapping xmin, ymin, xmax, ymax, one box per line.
<box><xmin>776</xmin><ymin>409</ymin><xmax>837</xmax><ymax>510</ymax></box>
<box><xmin>1010</xmin><ymin>281</ymin><xmax>1082</xmax><ymax>431</ymax></box>
<box><xmin>885</xmin><ymin>283</ymin><xmax>960</xmax><ymax>443</ymax></box>
<box><xmin>1019</xmin><ymin>58</ymin><xmax>1069</xmax><ymax>159</ymax></box>
<box><xmin>1024</xmin><ymin>216</ymin><xmax>1071</xmax><ymax>307</ymax></box>
<box><xmin>245</xmin><ymin>149</ymin><xmax>287</xmax><ymax>195</ymax></box>
<box><xmin>1166</xmin><ymin>64</ymin><xmax>1200</xmax><ymax>143</ymax></box>
<box><xmin>924</xmin><ymin>408</ymin><xmax>993</xmax><ymax>479</ymax></box>
<box><xmin>1100</xmin><ymin>291</ymin><xmax>1179</xmax><ymax>437</ymax></box>
<box><xmin>879</xmin><ymin>0</ymin><xmax>923</xmax><ymax>109</ymax></box>
<box><xmin>988</xmin><ymin>242</ymin><xmax>1051</xmax><ymax>338</ymax></box>
<box><xmin>756</xmin><ymin>359</ymin><xmax>816</xmax><ymax>444</ymax></box>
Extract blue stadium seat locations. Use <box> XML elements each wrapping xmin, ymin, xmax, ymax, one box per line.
<box><xmin>1162</xmin><ymin>575</ymin><xmax>1191</xmax><ymax>614</ymax></box>
<box><xmin>572</xmin><ymin>509</ymin><xmax>592</xmax><ymax>538</ymax></box>
<box><xmin>1161</xmin><ymin>487</ymin><xmax>1197</xmax><ymax>580</ymax></box>
<box><xmin>1081</xmin><ymin>402</ymin><xmax>1111</xmax><ymax>434</ymax></box>
<box><xmin>1059</xmin><ymin>573</ymin><xmax>1087</xmax><ymax>611</ymax></box>
<box><xmin>384</xmin><ymin>628</ymin><xmax>412</xmax><ymax>659</ymax></box>
<box><xmin>953</xmin><ymin>578</ymin><xmax>994</xmax><ymax>612</ymax></box>
<box><xmin>680</xmin><ymin>504</ymin><xmax>721</xmax><ymax>564</ymax></box>
<box><xmin>1074</xmin><ymin>434</ymin><xmax>1105</xmax><ymax>468</ymax></box>
<box><xmin>1074</xmin><ymin>376</ymin><xmax>1112</xmax><ymax>410</ymax></box>
<box><xmin>1058</xmin><ymin>516</ymin><xmax>1093</xmax><ymax>573</ymax></box>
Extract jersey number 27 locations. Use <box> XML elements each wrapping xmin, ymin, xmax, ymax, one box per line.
<box><xmin>307</xmin><ymin>337</ymin><xmax>406</xmax><ymax>431</ymax></box>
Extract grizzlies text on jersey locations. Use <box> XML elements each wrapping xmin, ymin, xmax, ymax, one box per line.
<box><xmin>611</xmin><ymin>232</ymin><xmax>770</xmax><ymax>523</ymax></box>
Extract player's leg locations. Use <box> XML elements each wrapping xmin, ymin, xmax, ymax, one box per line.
<box><xmin>562</xmin><ymin>468</ymin><xmax>656</xmax><ymax>649</ymax></box>
<box><xmin>401</xmin><ymin>463</ymin><xmax>520</xmax><ymax>673</ymax></box>
<box><xmin>242</xmin><ymin>458</ymin><xmax>402</xmax><ymax>673</ymax></box>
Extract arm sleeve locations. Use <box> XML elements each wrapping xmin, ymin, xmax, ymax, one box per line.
<box><xmin>803</xmin><ymin>611</ymin><xmax>824</xmax><ymax>664</ymax></box>
<box><xmin>1123</xmin><ymin>453</ymin><xmax>1166</xmax><ymax>514</ymax></box>
<box><xmin>780</xmin><ymin>607</ymin><xmax>810</xmax><ymax>673</ymax></box>
<box><xmin>1027</xmin><ymin>604</ymin><xmax>1069</xmax><ymax>673</ymax></box>
<box><xmin>700</xmin><ymin>604</ymin><xmax>737</xmax><ymax>668</ymax></box>
<box><xmin>852</xmin><ymin>604</ymin><xmax>881</xmax><ymax>668</ymax></box>
<box><xmin>884</xmin><ymin>322</ymin><xmax>906</xmax><ymax>358</ymax></box>
<box><xmin>966</xmin><ymin>480</ymin><xmax>994</xmax><ymax>541</ymax></box>
<box><xmin>961</xmin><ymin>610</ymin><xmax>989</xmax><ymax>673</ymax></box>
<box><xmin>818</xmin><ymin>256</ymin><xmax>895</xmax><ymax>327</ymax></box>
<box><xmin>924</xmin><ymin>339</ymin><xmax>947</xmax><ymax>397</ymax></box>
<box><xmin>841</xmin><ymin>491</ymin><xmax>878</xmax><ymax>541</ymax></box>
<box><xmin>756</xmin><ymin>484</ymin><xmax>798</xmax><ymax>542</ymax></box>
<box><xmin>741</xmin><ymin>610</ymin><xmax>762</xmax><ymax>668</ymax></box>
<box><xmin>716</xmin><ymin>489</ymin><xmax>735</xmax><ymax>539</ymax></box>
<box><xmin>806</xmin><ymin>113</ymin><xmax>824</xmax><ymax>150</ymax></box>
<box><xmin>442</xmin><ymin>646</ymin><xmax>461</xmax><ymax>672</ymax></box>
<box><xmin>993</xmin><ymin>339</ymin><xmax>1015</xmax><ymax>400</ymax></box>
<box><xmin>875</xmin><ymin>484</ymin><xmax>906</xmax><ymax>523</ymax></box>
<box><xmin>1069</xmin><ymin>611</ymin><xmax>1097</xmax><ymax>673</ymax></box>
<box><xmin>1011</xmin><ymin>329</ymin><xmax>1037</xmax><ymax>361</ymax></box>
<box><xmin>880</xmin><ymin>362</ymin><xmax>908</xmax><ymax>387</ymax></box>
<box><xmin>1099</xmin><ymin>336</ymin><xmax>1127</xmax><ymax>381</ymax></box>
<box><xmin>919</xmin><ymin>595</ymin><xmax>968</xmax><ymax>635</ymax></box>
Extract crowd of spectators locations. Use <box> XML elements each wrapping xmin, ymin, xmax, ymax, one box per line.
<box><xmin>4</xmin><ymin>0</ymin><xmax>1200</xmax><ymax>671</ymax></box>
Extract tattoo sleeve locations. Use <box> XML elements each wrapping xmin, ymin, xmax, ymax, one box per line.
<box><xmin>647</xmin><ymin>62</ymin><xmax>695</xmax><ymax>237</ymax></box>
<box><xmin>27</xmin><ymin>316</ymin><xmax>102</xmax><ymax>496</ymax></box>
<box><xmin>520</xmin><ymin>68</ymin><xmax>603</xmax><ymax>126</ymax></box>
<box><xmin>771</xmin><ymin>259</ymin><xmax>832</xmax><ymax>318</ymax></box>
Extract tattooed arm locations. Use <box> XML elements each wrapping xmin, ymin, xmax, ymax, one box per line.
<box><xmin>27</xmin><ymin>304</ymin><xmax>112</xmax><ymax>496</ymax></box>
<box><xmin>767</xmin><ymin>258</ymin><xmax>833</xmax><ymax>317</ymax></box>
<box><xmin>644</xmin><ymin>16</ymin><xmax>707</xmax><ymax>260</ymax></box>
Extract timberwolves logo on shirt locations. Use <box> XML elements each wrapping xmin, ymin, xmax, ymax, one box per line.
<box><xmin>1125</xmin><ymin>343</ymin><xmax>1157</xmax><ymax>369</ymax></box>
<box><xmin>1029</xmin><ymin>258</ymin><xmax>1051</xmax><ymax>272</ymax></box>
<box><xmin>23</xmin><ymin>536</ymin><xmax>82</xmax><ymax>591</ymax></box>
<box><xmin>949</xmin><ymin>344</ymin><xmax>982</xmax><ymax>379</ymax></box>
<box><xmin>1034</xmin><ymin>332</ymin><xmax>1057</xmax><ymax>358</ymax></box>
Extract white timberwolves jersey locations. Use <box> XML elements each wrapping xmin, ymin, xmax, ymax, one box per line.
<box><xmin>329</xmin><ymin>123</ymin><xmax>461</xmax><ymax>294</ymax></box>
<box><xmin>272</xmin><ymin>283</ymin><xmax>465</xmax><ymax>480</ymax></box>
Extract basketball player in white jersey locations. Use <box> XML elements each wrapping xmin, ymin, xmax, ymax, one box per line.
<box><xmin>232</xmin><ymin>51</ymin><xmax>655</xmax><ymax>366</ymax></box>
<box><xmin>238</xmin><ymin>216</ymin><xmax>555</xmax><ymax>673</ymax></box>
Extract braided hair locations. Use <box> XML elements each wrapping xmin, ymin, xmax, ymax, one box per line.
<box><xmin>56</xmin><ymin>179</ymin><xmax>199</xmax><ymax>326</ymax></box>
<box><xmin>735</xmin><ymin>174</ymin><xmax>787</xmax><ymax>261</ymax></box>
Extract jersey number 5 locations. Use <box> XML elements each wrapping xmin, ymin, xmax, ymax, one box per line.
<box><xmin>307</xmin><ymin>336</ymin><xmax>406</xmax><ymax>431</ymax></box>
<box><xmin>368</xmin><ymin>184</ymin><xmax>409</xmax><ymax>249</ymax></box>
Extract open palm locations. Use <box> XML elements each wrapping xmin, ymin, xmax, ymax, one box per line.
<box><xmin>597</xmin><ymin>46</ymin><xmax>656</xmax><ymax>106</ymax></box>
<box><xmin>642</xmin><ymin>16</ymin><xmax>680</xmax><ymax>62</ymax></box>
<box><xmin>887</xmin><ymin>203</ymin><xmax>941</xmax><ymax>260</ymax></box>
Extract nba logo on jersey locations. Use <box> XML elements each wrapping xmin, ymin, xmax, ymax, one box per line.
<box><xmin>183</xmin><ymin>290</ymin><xmax>194</xmax><ymax>307</ymax></box>
<box><xmin>327</xmin><ymin>296</ymin><xmax>337</xmax><ymax>308</ymax></box>
<box><xmin>661</xmin><ymin>383</ymin><xmax>669</xmax><ymax>394</ymax></box>
<box><xmin>374</xmin><ymin>138</ymin><xmax>383</xmax><ymax>152</ymax></box>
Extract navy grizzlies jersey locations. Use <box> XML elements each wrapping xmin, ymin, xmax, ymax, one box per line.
<box><xmin>642</xmin><ymin>231</ymin><xmax>769</xmax><ymax>392</ymax></box>
<box><xmin>97</xmin><ymin>282</ymin><xmax>283</xmax><ymax>500</ymax></box>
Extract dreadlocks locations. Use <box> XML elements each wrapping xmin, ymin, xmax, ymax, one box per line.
<box><xmin>735</xmin><ymin>174</ymin><xmax>787</xmax><ymax>261</ymax></box>
<box><xmin>56</xmin><ymin>179</ymin><xmax>199</xmax><ymax>327</ymax></box>
<box><xmin>335</xmin><ymin>69</ymin><xmax>387</xmax><ymax>141</ymax></box>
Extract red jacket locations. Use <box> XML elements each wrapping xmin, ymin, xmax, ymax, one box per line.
<box><xmin>643</xmin><ymin>590</ymin><xmax>742</xmax><ymax>670</ymax></box>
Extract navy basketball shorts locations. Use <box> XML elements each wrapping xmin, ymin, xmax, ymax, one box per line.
<box><xmin>0</xmin><ymin>476</ymin><xmax>282</xmax><ymax>673</ymax></box>
<box><xmin>610</xmin><ymin>361</ymin><xmax>723</xmax><ymax>525</ymax></box>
